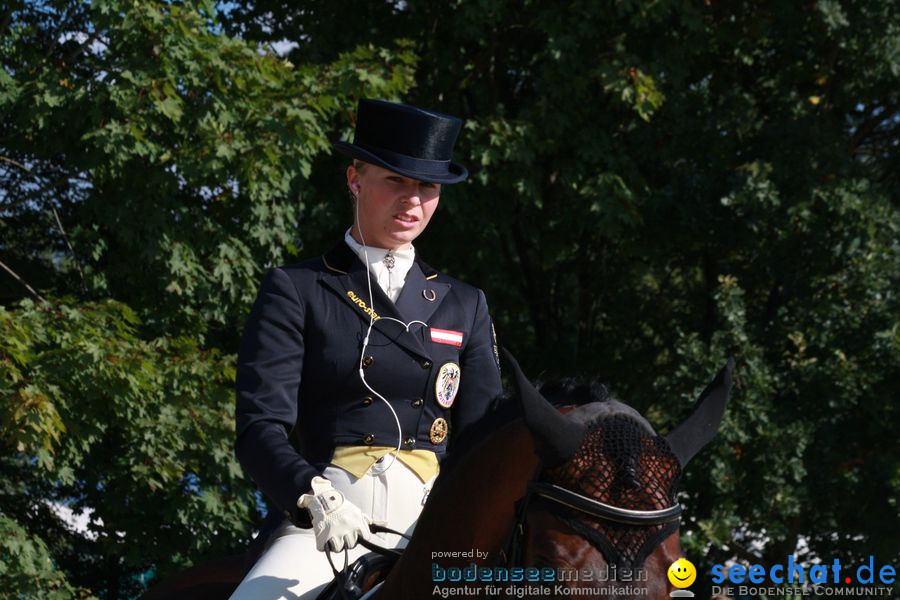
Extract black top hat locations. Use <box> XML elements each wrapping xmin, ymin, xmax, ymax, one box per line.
<box><xmin>333</xmin><ymin>99</ymin><xmax>468</xmax><ymax>184</ymax></box>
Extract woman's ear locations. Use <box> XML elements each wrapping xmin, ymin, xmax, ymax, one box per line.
<box><xmin>346</xmin><ymin>164</ymin><xmax>362</xmax><ymax>197</ymax></box>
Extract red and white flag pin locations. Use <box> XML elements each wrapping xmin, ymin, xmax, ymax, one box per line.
<box><xmin>430</xmin><ymin>328</ymin><xmax>464</xmax><ymax>347</ymax></box>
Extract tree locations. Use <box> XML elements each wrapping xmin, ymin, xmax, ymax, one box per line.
<box><xmin>2</xmin><ymin>0</ymin><xmax>898</xmax><ymax>596</ymax></box>
<box><xmin>1</xmin><ymin>0</ymin><xmax>414</xmax><ymax>596</ymax></box>
<box><xmin>228</xmin><ymin>0</ymin><xmax>900</xmax><ymax>590</ymax></box>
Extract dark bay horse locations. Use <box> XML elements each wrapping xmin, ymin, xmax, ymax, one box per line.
<box><xmin>370</xmin><ymin>352</ymin><xmax>733</xmax><ymax>599</ymax></box>
<box><xmin>142</xmin><ymin>354</ymin><xmax>733</xmax><ymax>599</ymax></box>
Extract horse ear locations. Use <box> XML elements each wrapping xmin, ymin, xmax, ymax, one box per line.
<box><xmin>664</xmin><ymin>358</ymin><xmax>734</xmax><ymax>468</ymax></box>
<box><xmin>500</xmin><ymin>348</ymin><xmax>586</xmax><ymax>466</ymax></box>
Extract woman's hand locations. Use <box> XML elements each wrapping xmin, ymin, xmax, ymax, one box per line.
<box><xmin>298</xmin><ymin>476</ymin><xmax>372</xmax><ymax>552</ymax></box>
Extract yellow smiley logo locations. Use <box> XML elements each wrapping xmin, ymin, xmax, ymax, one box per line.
<box><xmin>667</xmin><ymin>558</ymin><xmax>697</xmax><ymax>588</ymax></box>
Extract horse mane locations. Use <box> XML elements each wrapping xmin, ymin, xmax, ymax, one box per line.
<box><xmin>535</xmin><ymin>378</ymin><xmax>612</xmax><ymax>407</ymax></box>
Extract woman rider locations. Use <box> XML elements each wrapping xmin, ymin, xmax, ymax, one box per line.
<box><xmin>230</xmin><ymin>99</ymin><xmax>503</xmax><ymax>599</ymax></box>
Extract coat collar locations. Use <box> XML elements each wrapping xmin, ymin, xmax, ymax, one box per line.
<box><xmin>322</xmin><ymin>239</ymin><xmax>439</xmax><ymax>280</ymax></box>
<box><xmin>320</xmin><ymin>241</ymin><xmax>450</xmax><ymax>360</ymax></box>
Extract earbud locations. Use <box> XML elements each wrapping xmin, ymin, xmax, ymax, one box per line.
<box><xmin>351</xmin><ymin>183</ymin><xmax>361</xmax><ymax>194</ymax></box>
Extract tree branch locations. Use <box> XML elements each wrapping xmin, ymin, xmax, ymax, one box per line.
<box><xmin>62</xmin><ymin>32</ymin><xmax>100</xmax><ymax>65</ymax></box>
<box><xmin>0</xmin><ymin>155</ymin><xmax>31</xmax><ymax>172</ymax></box>
<box><xmin>0</xmin><ymin>157</ymin><xmax>86</xmax><ymax>287</ymax></box>
<box><xmin>726</xmin><ymin>535</ymin><xmax>771</xmax><ymax>571</ymax></box>
<box><xmin>849</xmin><ymin>106</ymin><xmax>899</xmax><ymax>156</ymax></box>
<box><xmin>0</xmin><ymin>9</ymin><xmax>12</xmax><ymax>38</ymax></box>
<box><xmin>0</xmin><ymin>173</ymin><xmax>72</xmax><ymax>212</ymax></box>
<box><xmin>43</xmin><ymin>7</ymin><xmax>73</xmax><ymax>63</ymax></box>
<box><xmin>0</xmin><ymin>258</ymin><xmax>48</xmax><ymax>304</ymax></box>
<box><xmin>50</xmin><ymin>204</ymin><xmax>86</xmax><ymax>290</ymax></box>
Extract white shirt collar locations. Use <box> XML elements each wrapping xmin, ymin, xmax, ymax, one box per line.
<box><xmin>344</xmin><ymin>229</ymin><xmax>415</xmax><ymax>302</ymax></box>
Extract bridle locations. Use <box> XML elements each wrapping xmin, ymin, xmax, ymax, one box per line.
<box><xmin>528</xmin><ymin>481</ymin><xmax>682</xmax><ymax>526</ymax></box>
<box><xmin>502</xmin><ymin>469</ymin><xmax>683</xmax><ymax>569</ymax></box>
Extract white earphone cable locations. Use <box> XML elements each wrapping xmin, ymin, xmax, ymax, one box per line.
<box><xmin>353</xmin><ymin>184</ymin><xmax>403</xmax><ymax>473</ymax></box>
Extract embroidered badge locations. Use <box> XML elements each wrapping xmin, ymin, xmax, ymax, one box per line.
<box><xmin>430</xmin><ymin>417</ymin><xmax>449</xmax><ymax>444</ymax></box>
<box><xmin>434</xmin><ymin>361</ymin><xmax>461</xmax><ymax>408</ymax></box>
<box><xmin>430</xmin><ymin>328</ymin><xmax>463</xmax><ymax>347</ymax></box>
<box><xmin>346</xmin><ymin>290</ymin><xmax>380</xmax><ymax>320</ymax></box>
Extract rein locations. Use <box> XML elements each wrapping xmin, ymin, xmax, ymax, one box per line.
<box><xmin>323</xmin><ymin>524</ymin><xmax>409</xmax><ymax>600</ymax></box>
<box><xmin>358</xmin><ymin>524</ymin><xmax>408</xmax><ymax>558</ymax></box>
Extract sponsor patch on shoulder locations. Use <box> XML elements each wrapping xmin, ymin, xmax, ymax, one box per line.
<box><xmin>429</xmin><ymin>328</ymin><xmax>463</xmax><ymax>347</ymax></box>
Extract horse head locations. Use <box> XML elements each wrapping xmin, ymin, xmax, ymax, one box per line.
<box><xmin>503</xmin><ymin>350</ymin><xmax>734</xmax><ymax>597</ymax></box>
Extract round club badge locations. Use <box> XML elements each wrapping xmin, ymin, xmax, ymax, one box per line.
<box><xmin>430</xmin><ymin>418</ymin><xmax>449</xmax><ymax>444</ymax></box>
<box><xmin>434</xmin><ymin>361</ymin><xmax>461</xmax><ymax>408</ymax></box>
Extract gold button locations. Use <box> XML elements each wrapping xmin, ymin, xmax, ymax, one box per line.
<box><xmin>362</xmin><ymin>356</ymin><xmax>374</xmax><ymax>368</ymax></box>
<box><xmin>361</xmin><ymin>396</ymin><xmax>373</xmax><ymax>406</ymax></box>
<box><xmin>363</xmin><ymin>434</ymin><xmax>375</xmax><ymax>445</ymax></box>
<box><xmin>411</xmin><ymin>398</ymin><xmax>423</xmax><ymax>408</ymax></box>
<box><xmin>420</xmin><ymin>359</ymin><xmax>432</xmax><ymax>370</ymax></box>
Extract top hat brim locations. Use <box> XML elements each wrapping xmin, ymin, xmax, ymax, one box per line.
<box><xmin>334</xmin><ymin>141</ymin><xmax>468</xmax><ymax>185</ymax></box>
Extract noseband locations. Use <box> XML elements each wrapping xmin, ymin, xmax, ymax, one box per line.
<box><xmin>528</xmin><ymin>481</ymin><xmax>682</xmax><ymax>526</ymax></box>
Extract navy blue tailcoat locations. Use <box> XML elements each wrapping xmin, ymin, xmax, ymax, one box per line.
<box><xmin>235</xmin><ymin>240</ymin><xmax>503</xmax><ymax>523</ymax></box>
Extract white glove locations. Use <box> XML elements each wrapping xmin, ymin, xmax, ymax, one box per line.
<box><xmin>297</xmin><ymin>476</ymin><xmax>372</xmax><ymax>552</ymax></box>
